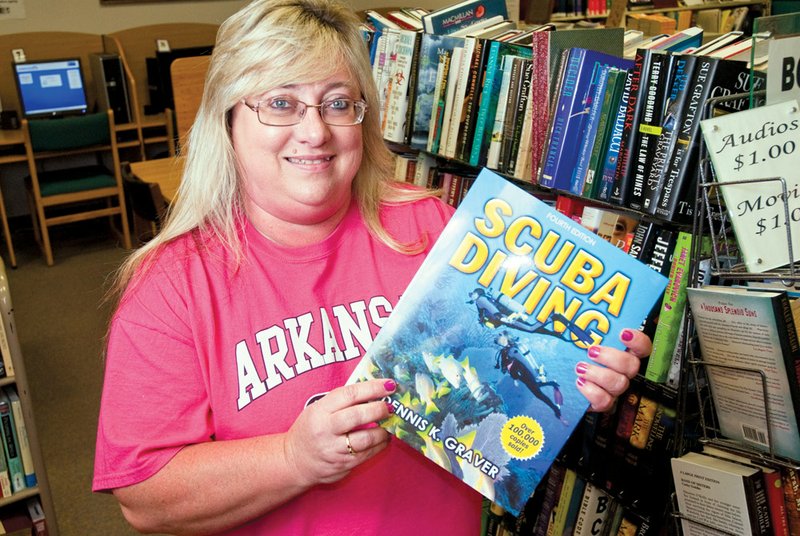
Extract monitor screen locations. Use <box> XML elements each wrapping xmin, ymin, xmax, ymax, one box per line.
<box><xmin>13</xmin><ymin>58</ymin><xmax>89</xmax><ymax>118</ymax></box>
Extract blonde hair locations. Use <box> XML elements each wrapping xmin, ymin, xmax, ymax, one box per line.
<box><xmin>112</xmin><ymin>0</ymin><xmax>434</xmax><ymax>296</ymax></box>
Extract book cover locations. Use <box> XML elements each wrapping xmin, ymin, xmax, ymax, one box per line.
<box><xmin>348</xmin><ymin>168</ymin><xmax>667</xmax><ymax>515</ymax></box>
<box><xmin>672</xmin><ymin>450</ymin><xmax>772</xmax><ymax>535</ymax></box>
<box><xmin>410</xmin><ymin>34</ymin><xmax>464</xmax><ymax>150</ymax></box>
<box><xmin>700</xmin><ymin>99</ymin><xmax>800</xmax><ymax>272</ymax></box>
<box><xmin>421</xmin><ymin>0</ymin><xmax>509</xmax><ymax>35</ymax></box>
<box><xmin>686</xmin><ymin>285</ymin><xmax>800</xmax><ymax>460</ymax></box>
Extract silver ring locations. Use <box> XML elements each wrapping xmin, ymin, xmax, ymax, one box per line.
<box><xmin>345</xmin><ymin>433</ymin><xmax>355</xmax><ymax>456</ymax></box>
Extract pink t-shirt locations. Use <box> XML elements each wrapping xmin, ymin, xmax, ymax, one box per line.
<box><xmin>94</xmin><ymin>197</ymin><xmax>482</xmax><ymax>535</ymax></box>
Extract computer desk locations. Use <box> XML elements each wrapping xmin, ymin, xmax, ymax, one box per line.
<box><xmin>129</xmin><ymin>156</ymin><xmax>185</xmax><ymax>203</ymax></box>
<box><xmin>0</xmin><ymin>129</ymin><xmax>25</xmax><ymax>267</ymax></box>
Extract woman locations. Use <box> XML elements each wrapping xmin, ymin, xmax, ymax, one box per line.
<box><xmin>93</xmin><ymin>1</ymin><xmax>650</xmax><ymax>534</ymax></box>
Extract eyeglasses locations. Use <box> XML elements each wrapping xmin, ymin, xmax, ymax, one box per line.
<box><xmin>243</xmin><ymin>97</ymin><xmax>368</xmax><ymax>126</ymax></box>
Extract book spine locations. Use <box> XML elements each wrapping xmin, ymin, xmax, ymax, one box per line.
<box><xmin>533</xmin><ymin>464</ymin><xmax>567</xmax><ymax>536</ymax></box>
<box><xmin>530</xmin><ymin>31</ymin><xmax>551</xmax><ymax>183</ymax></box>
<box><xmin>437</xmin><ymin>45</ymin><xmax>464</xmax><ymax>156</ymax></box>
<box><xmin>0</xmin><ymin>398</ymin><xmax>24</xmax><ymax>493</ymax></box>
<box><xmin>597</xmin><ymin>69</ymin><xmax>633</xmax><ymax>202</ymax></box>
<box><xmin>505</xmin><ymin>59</ymin><xmax>533</xmax><ymax>174</ymax></box>
<box><xmin>497</xmin><ymin>56</ymin><xmax>525</xmax><ymax>172</ymax></box>
<box><xmin>774</xmin><ymin>292</ymin><xmax>800</xmax><ymax>432</ymax></box>
<box><xmin>445</xmin><ymin>38</ymin><xmax>476</xmax><ymax>158</ymax></box>
<box><xmin>456</xmin><ymin>38</ymin><xmax>487</xmax><ymax>162</ymax></box>
<box><xmin>627</xmin><ymin>51</ymin><xmax>672</xmax><ymax>212</ymax></box>
<box><xmin>583</xmin><ymin>69</ymin><xmax>621</xmax><ymax>199</ymax></box>
<box><xmin>402</xmin><ymin>33</ymin><xmax>422</xmax><ymax>146</ymax></box>
<box><xmin>422</xmin><ymin>0</ymin><xmax>508</xmax><ymax>35</ymax></box>
<box><xmin>0</xmin><ymin>313</ymin><xmax>13</xmax><ymax>377</ymax></box>
<box><xmin>642</xmin><ymin>55</ymin><xmax>695</xmax><ymax>215</ymax></box>
<box><xmin>486</xmin><ymin>54</ymin><xmax>516</xmax><ymax>170</ymax></box>
<box><xmin>5</xmin><ymin>387</ymin><xmax>35</xmax><ymax>488</ymax></box>
<box><xmin>744</xmin><ymin>468</ymin><xmax>773</xmax><ymax>535</ymax></box>
<box><xmin>427</xmin><ymin>50</ymin><xmax>453</xmax><ymax>153</ymax></box>
<box><xmin>570</xmin><ymin>64</ymin><xmax>611</xmax><ymax>196</ymax></box>
<box><xmin>539</xmin><ymin>48</ymin><xmax>585</xmax><ymax>188</ymax></box>
<box><xmin>644</xmin><ymin>231</ymin><xmax>692</xmax><ymax>383</ymax></box>
<box><xmin>654</xmin><ymin>57</ymin><xmax>718</xmax><ymax>220</ymax></box>
<box><xmin>628</xmin><ymin>394</ymin><xmax>658</xmax><ymax>449</ymax></box>
<box><xmin>469</xmin><ymin>40</ymin><xmax>501</xmax><ymax>167</ymax></box>
<box><xmin>783</xmin><ymin>466</ymin><xmax>800</xmax><ymax>535</ymax></box>
<box><xmin>548</xmin><ymin>468</ymin><xmax>578</xmax><ymax>536</ymax></box>
<box><xmin>610</xmin><ymin>49</ymin><xmax>647</xmax><ymax>206</ymax></box>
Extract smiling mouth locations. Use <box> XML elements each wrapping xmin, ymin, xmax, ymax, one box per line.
<box><xmin>287</xmin><ymin>156</ymin><xmax>333</xmax><ymax>165</ymax></box>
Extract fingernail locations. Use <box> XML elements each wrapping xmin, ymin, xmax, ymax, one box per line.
<box><xmin>384</xmin><ymin>380</ymin><xmax>396</xmax><ymax>392</ymax></box>
<box><xmin>575</xmin><ymin>362</ymin><xmax>588</xmax><ymax>375</ymax></box>
<box><xmin>386</xmin><ymin>401</ymin><xmax>395</xmax><ymax>414</ymax></box>
<box><xmin>588</xmin><ymin>346</ymin><xmax>601</xmax><ymax>359</ymax></box>
<box><xmin>576</xmin><ymin>377</ymin><xmax>587</xmax><ymax>387</ymax></box>
<box><xmin>621</xmin><ymin>329</ymin><xmax>634</xmax><ymax>342</ymax></box>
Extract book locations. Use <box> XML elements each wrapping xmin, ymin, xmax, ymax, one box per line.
<box><xmin>421</xmin><ymin>0</ymin><xmax>509</xmax><ymax>35</ymax></box>
<box><xmin>686</xmin><ymin>285</ymin><xmax>800</xmax><ymax>460</ymax></box>
<box><xmin>25</xmin><ymin>497</ymin><xmax>47</xmax><ymax>536</ymax></box>
<box><xmin>701</xmin><ymin>444</ymin><xmax>790</xmax><ymax>536</ymax></box>
<box><xmin>700</xmin><ymin>99</ymin><xmax>800</xmax><ymax>272</ymax></box>
<box><xmin>0</xmin><ymin>389</ymin><xmax>24</xmax><ymax>493</ymax></box>
<box><xmin>547</xmin><ymin>466</ymin><xmax>579</xmax><ymax>535</ymax></box>
<box><xmin>443</xmin><ymin>37</ymin><xmax>477</xmax><ymax>159</ymax></box>
<box><xmin>582</xmin><ymin>68</ymin><xmax>625</xmax><ymax>199</ymax></box>
<box><xmin>532</xmin><ymin>463</ymin><xmax>567</xmax><ymax>536</ymax></box>
<box><xmin>572</xmin><ymin>482</ymin><xmax>612</xmax><ymax>536</ymax></box>
<box><xmin>347</xmin><ymin>168</ymin><xmax>668</xmax><ymax>515</ymax></box>
<box><xmin>455</xmin><ymin>37</ymin><xmax>488</xmax><ymax>162</ymax></box>
<box><xmin>569</xmin><ymin>63</ymin><xmax>613</xmax><ymax>196</ymax></box>
<box><xmin>437</xmin><ymin>45</ymin><xmax>465</xmax><ymax>156</ymax></box>
<box><xmin>625</xmin><ymin>50</ymin><xmax>675</xmax><ymax>212</ymax></box>
<box><xmin>643</xmin><ymin>231</ymin><xmax>692</xmax><ymax>383</ymax></box>
<box><xmin>672</xmin><ymin>450</ymin><xmax>772</xmax><ymax>535</ymax></box>
<box><xmin>427</xmin><ymin>43</ymin><xmax>459</xmax><ymax>154</ymax></box>
<box><xmin>382</xmin><ymin>28</ymin><xmax>418</xmax><ymax>144</ymax></box>
<box><xmin>486</xmin><ymin>53</ymin><xmax>518</xmax><ymax>170</ymax></box>
<box><xmin>5</xmin><ymin>387</ymin><xmax>35</xmax><ymax>488</ymax></box>
<box><xmin>783</xmin><ymin>465</ymin><xmax>800</xmax><ymax>534</ymax></box>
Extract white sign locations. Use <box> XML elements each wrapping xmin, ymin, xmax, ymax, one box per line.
<box><xmin>700</xmin><ymin>100</ymin><xmax>800</xmax><ymax>273</ymax></box>
<box><xmin>768</xmin><ymin>35</ymin><xmax>800</xmax><ymax>105</ymax></box>
<box><xmin>0</xmin><ymin>0</ymin><xmax>25</xmax><ymax>20</ymax></box>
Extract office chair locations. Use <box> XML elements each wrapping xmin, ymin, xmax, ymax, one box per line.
<box><xmin>22</xmin><ymin>110</ymin><xmax>132</xmax><ymax>266</ymax></box>
<box><xmin>122</xmin><ymin>163</ymin><xmax>168</xmax><ymax>244</ymax></box>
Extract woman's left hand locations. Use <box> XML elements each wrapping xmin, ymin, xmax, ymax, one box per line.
<box><xmin>575</xmin><ymin>328</ymin><xmax>652</xmax><ymax>412</ymax></box>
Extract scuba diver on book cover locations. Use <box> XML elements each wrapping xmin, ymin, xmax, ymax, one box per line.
<box><xmin>494</xmin><ymin>330</ymin><xmax>567</xmax><ymax>425</ymax></box>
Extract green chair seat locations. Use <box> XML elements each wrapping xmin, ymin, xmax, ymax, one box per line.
<box><xmin>37</xmin><ymin>165</ymin><xmax>117</xmax><ymax>197</ymax></box>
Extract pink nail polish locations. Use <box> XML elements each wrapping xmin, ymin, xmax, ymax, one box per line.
<box><xmin>386</xmin><ymin>401</ymin><xmax>395</xmax><ymax>414</ymax></box>
<box><xmin>384</xmin><ymin>380</ymin><xmax>396</xmax><ymax>392</ymax></box>
<box><xmin>575</xmin><ymin>362</ymin><xmax>588</xmax><ymax>375</ymax></box>
<box><xmin>588</xmin><ymin>346</ymin><xmax>601</xmax><ymax>359</ymax></box>
<box><xmin>576</xmin><ymin>377</ymin><xmax>587</xmax><ymax>387</ymax></box>
<box><xmin>621</xmin><ymin>329</ymin><xmax>634</xmax><ymax>342</ymax></box>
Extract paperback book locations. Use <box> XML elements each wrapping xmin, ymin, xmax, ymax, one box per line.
<box><xmin>348</xmin><ymin>169</ymin><xmax>667</xmax><ymax>515</ymax></box>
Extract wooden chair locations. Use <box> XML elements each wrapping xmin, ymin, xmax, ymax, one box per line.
<box><xmin>166</xmin><ymin>55</ymin><xmax>211</xmax><ymax>155</ymax></box>
<box><xmin>122</xmin><ymin>163</ymin><xmax>168</xmax><ymax>244</ymax></box>
<box><xmin>22</xmin><ymin>110</ymin><xmax>132</xmax><ymax>265</ymax></box>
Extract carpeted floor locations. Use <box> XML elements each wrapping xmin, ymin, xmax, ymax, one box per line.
<box><xmin>5</xmin><ymin>220</ymin><xmax>153</xmax><ymax>535</ymax></box>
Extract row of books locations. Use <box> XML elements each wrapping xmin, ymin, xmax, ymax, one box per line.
<box><xmin>482</xmin><ymin>377</ymin><xmax>680</xmax><ymax>534</ymax></box>
<box><xmin>0</xmin><ymin>497</ymin><xmax>46</xmax><ymax>535</ymax></box>
<box><xmin>673</xmin><ymin>445</ymin><xmax>800</xmax><ymax>536</ymax></box>
<box><xmin>0</xmin><ymin>385</ymin><xmax>36</xmax><ymax>499</ymax></box>
<box><xmin>540</xmin><ymin>43</ymin><xmax>767</xmax><ymax>224</ymax></box>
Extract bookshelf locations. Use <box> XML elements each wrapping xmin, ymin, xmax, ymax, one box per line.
<box><xmin>0</xmin><ymin>258</ymin><xmax>57</xmax><ymax>534</ymax></box>
<box><xmin>605</xmin><ymin>0</ymin><xmax>771</xmax><ymax>28</ymax></box>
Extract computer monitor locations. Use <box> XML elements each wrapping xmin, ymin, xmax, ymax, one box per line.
<box><xmin>13</xmin><ymin>58</ymin><xmax>89</xmax><ymax>119</ymax></box>
<box><xmin>147</xmin><ymin>45</ymin><xmax>213</xmax><ymax>113</ymax></box>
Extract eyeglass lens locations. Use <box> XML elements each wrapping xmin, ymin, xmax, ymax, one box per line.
<box><xmin>256</xmin><ymin>98</ymin><xmax>365</xmax><ymax>126</ymax></box>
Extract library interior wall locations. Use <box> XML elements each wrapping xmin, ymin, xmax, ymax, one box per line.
<box><xmin>0</xmin><ymin>0</ymin><xmax>451</xmax><ymax>35</ymax></box>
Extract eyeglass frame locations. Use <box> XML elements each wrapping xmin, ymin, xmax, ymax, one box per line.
<box><xmin>241</xmin><ymin>97</ymin><xmax>368</xmax><ymax>127</ymax></box>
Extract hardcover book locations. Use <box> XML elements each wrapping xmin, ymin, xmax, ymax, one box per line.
<box><xmin>421</xmin><ymin>0</ymin><xmax>508</xmax><ymax>35</ymax></box>
<box><xmin>348</xmin><ymin>169</ymin><xmax>667</xmax><ymax>515</ymax></box>
<box><xmin>686</xmin><ymin>285</ymin><xmax>800</xmax><ymax>460</ymax></box>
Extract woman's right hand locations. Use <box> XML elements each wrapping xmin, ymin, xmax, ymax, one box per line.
<box><xmin>283</xmin><ymin>379</ymin><xmax>397</xmax><ymax>487</ymax></box>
